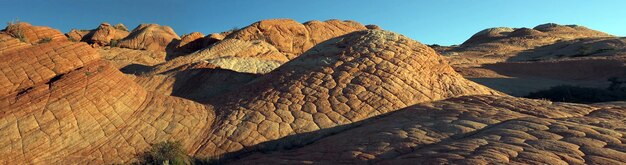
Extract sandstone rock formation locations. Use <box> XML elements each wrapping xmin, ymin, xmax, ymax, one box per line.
<box><xmin>98</xmin><ymin>47</ymin><xmax>167</xmax><ymax>69</ymax></box>
<box><xmin>117</xmin><ymin>24</ymin><xmax>180</xmax><ymax>52</ymax></box>
<box><xmin>508</xmin><ymin>37</ymin><xmax>626</xmax><ymax>62</ymax></box>
<box><xmin>175</xmin><ymin>32</ymin><xmax>208</xmax><ymax>53</ymax></box>
<box><xmin>131</xmin><ymin>61</ymin><xmax>260</xmax><ymax>103</ymax></box>
<box><xmin>66</xmin><ymin>29</ymin><xmax>91</xmax><ymax>42</ymax></box>
<box><xmin>65</xmin><ymin>23</ymin><xmax>130</xmax><ymax>47</ymax></box>
<box><xmin>193</xmin><ymin>30</ymin><xmax>501</xmax><ymax>158</ymax></box>
<box><xmin>226</xmin><ymin>19</ymin><xmax>369</xmax><ymax>59</ymax></box>
<box><xmin>89</xmin><ymin>23</ymin><xmax>130</xmax><ymax>46</ymax></box>
<box><xmin>445</xmin><ymin>23</ymin><xmax>613</xmax><ymax>66</ymax></box>
<box><xmin>440</xmin><ymin>23</ymin><xmax>624</xmax><ymax>96</ymax></box>
<box><xmin>147</xmin><ymin>19</ymin><xmax>375</xmax><ymax>75</ymax></box>
<box><xmin>150</xmin><ymin>39</ymin><xmax>288</xmax><ymax>74</ymax></box>
<box><xmin>4</xmin><ymin>22</ymin><xmax>67</xmax><ymax>44</ymax></box>
<box><xmin>2</xmin><ymin>21</ymin><xmax>625</xmax><ymax>165</ymax></box>
<box><xmin>235</xmin><ymin>95</ymin><xmax>626</xmax><ymax>164</ymax></box>
<box><xmin>0</xmin><ymin>27</ymin><xmax>213</xmax><ymax>164</ymax></box>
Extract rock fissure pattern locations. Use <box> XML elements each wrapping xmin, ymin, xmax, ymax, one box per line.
<box><xmin>1</xmin><ymin>22</ymin><xmax>625</xmax><ymax>165</ymax></box>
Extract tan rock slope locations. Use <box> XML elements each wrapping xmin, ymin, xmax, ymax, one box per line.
<box><xmin>227</xmin><ymin>19</ymin><xmax>370</xmax><ymax>59</ymax></box>
<box><xmin>440</xmin><ymin>23</ymin><xmax>625</xmax><ymax>96</ymax></box>
<box><xmin>235</xmin><ymin>95</ymin><xmax>626</xmax><ymax>164</ymax></box>
<box><xmin>66</xmin><ymin>23</ymin><xmax>129</xmax><ymax>47</ymax></box>
<box><xmin>117</xmin><ymin>24</ymin><xmax>180</xmax><ymax>52</ymax></box>
<box><xmin>0</xmin><ymin>25</ymin><xmax>214</xmax><ymax>164</ymax></box>
<box><xmin>136</xmin><ymin>19</ymin><xmax>377</xmax><ymax>100</ymax></box>
<box><xmin>1</xmin><ymin>22</ymin><xmax>625</xmax><ymax>165</ymax></box>
<box><xmin>89</xmin><ymin>23</ymin><xmax>130</xmax><ymax>46</ymax></box>
<box><xmin>149</xmin><ymin>19</ymin><xmax>372</xmax><ymax>75</ymax></box>
<box><xmin>193</xmin><ymin>30</ymin><xmax>500</xmax><ymax>158</ymax></box>
<box><xmin>445</xmin><ymin>23</ymin><xmax>612</xmax><ymax>66</ymax></box>
<box><xmin>4</xmin><ymin>22</ymin><xmax>67</xmax><ymax>44</ymax></box>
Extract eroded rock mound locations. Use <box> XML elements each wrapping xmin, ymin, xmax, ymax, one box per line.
<box><xmin>149</xmin><ymin>19</ymin><xmax>374</xmax><ymax>75</ymax></box>
<box><xmin>0</xmin><ymin>28</ymin><xmax>213</xmax><ymax>164</ymax></box>
<box><xmin>462</xmin><ymin>27</ymin><xmax>515</xmax><ymax>45</ymax></box>
<box><xmin>444</xmin><ymin>23</ymin><xmax>614</xmax><ymax>67</ymax></box>
<box><xmin>193</xmin><ymin>30</ymin><xmax>500</xmax><ymax>158</ymax></box>
<box><xmin>150</xmin><ymin>39</ymin><xmax>288</xmax><ymax>74</ymax></box>
<box><xmin>226</xmin><ymin>19</ymin><xmax>370</xmax><ymax>59</ymax></box>
<box><xmin>462</xmin><ymin>23</ymin><xmax>611</xmax><ymax>47</ymax></box>
<box><xmin>175</xmin><ymin>32</ymin><xmax>208</xmax><ymax>53</ymax></box>
<box><xmin>98</xmin><ymin>47</ymin><xmax>167</xmax><ymax>69</ymax></box>
<box><xmin>90</xmin><ymin>23</ymin><xmax>130</xmax><ymax>46</ymax></box>
<box><xmin>233</xmin><ymin>95</ymin><xmax>626</xmax><ymax>164</ymax></box>
<box><xmin>65</xmin><ymin>23</ymin><xmax>130</xmax><ymax>46</ymax></box>
<box><xmin>4</xmin><ymin>22</ymin><xmax>67</xmax><ymax>44</ymax></box>
<box><xmin>117</xmin><ymin>24</ymin><xmax>180</xmax><ymax>52</ymax></box>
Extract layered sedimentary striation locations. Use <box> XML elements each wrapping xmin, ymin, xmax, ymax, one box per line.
<box><xmin>0</xmin><ymin>28</ymin><xmax>214</xmax><ymax>164</ymax></box>
<box><xmin>2</xmin><ymin>21</ymin><xmax>625</xmax><ymax>165</ymax></box>
<box><xmin>193</xmin><ymin>30</ymin><xmax>500</xmax><ymax>157</ymax></box>
<box><xmin>227</xmin><ymin>19</ymin><xmax>369</xmax><ymax>59</ymax></box>
<box><xmin>4</xmin><ymin>22</ymin><xmax>67</xmax><ymax>44</ymax></box>
<box><xmin>66</xmin><ymin>23</ymin><xmax>129</xmax><ymax>46</ymax></box>
<box><xmin>235</xmin><ymin>95</ymin><xmax>626</xmax><ymax>164</ymax></box>
<box><xmin>117</xmin><ymin>24</ymin><xmax>180</xmax><ymax>52</ymax></box>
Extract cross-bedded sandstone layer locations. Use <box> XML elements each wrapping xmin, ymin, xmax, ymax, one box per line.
<box><xmin>0</xmin><ymin>30</ymin><xmax>214</xmax><ymax>164</ymax></box>
<box><xmin>1</xmin><ymin>22</ymin><xmax>624</xmax><ymax>165</ymax></box>
<box><xmin>193</xmin><ymin>30</ymin><xmax>501</xmax><ymax>158</ymax></box>
<box><xmin>233</xmin><ymin>95</ymin><xmax>626</xmax><ymax>164</ymax></box>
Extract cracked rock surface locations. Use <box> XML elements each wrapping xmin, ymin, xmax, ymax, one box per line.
<box><xmin>1</xmin><ymin>22</ymin><xmax>624</xmax><ymax>165</ymax></box>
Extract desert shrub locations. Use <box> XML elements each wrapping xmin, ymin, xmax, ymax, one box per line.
<box><xmin>37</xmin><ymin>37</ymin><xmax>52</xmax><ymax>44</ymax></box>
<box><xmin>6</xmin><ymin>20</ymin><xmax>28</xmax><ymax>42</ymax></box>
<box><xmin>428</xmin><ymin>44</ymin><xmax>441</xmax><ymax>47</ymax></box>
<box><xmin>230</xmin><ymin>26</ymin><xmax>239</xmax><ymax>32</ymax></box>
<box><xmin>109</xmin><ymin>39</ymin><xmax>119</xmax><ymax>47</ymax></box>
<box><xmin>68</xmin><ymin>37</ymin><xmax>79</xmax><ymax>42</ymax></box>
<box><xmin>525</xmin><ymin>85</ymin><xmax>626</xmax><ymax>103</ymax></box>
<box><xmin>138</xmin><ymin>141</ymin><xmax>191</xmax><ymax>165</ymax></box>
<box><xmin>575</xmin><ymin>44</ymin><xmax>593</xmax><ymax>57</ymax></box>
<box><xmin>608</xmin><ymin>77</ymin><xmax>626</xmax><ymax>90</ymax></box>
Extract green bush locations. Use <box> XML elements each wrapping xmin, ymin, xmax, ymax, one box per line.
<box><xmin>575</xmin><ymin>44</ymin><xmax>593</xmax><ymax>57</ymax></box>
<box><xmin>109</xmin><ymin>39</ymin><xmax>119</xmax><ymax>47</ymax></box>
<box><xmin>6</xmin><ymin>20</ymin><xmax>28</xmax><ymax>43</ymax></box>
<box><xmin>230</xmin><ymin>26</ymin><xmax>239</xmax><ymax>32</ymax></box>
<box><xmin>525</xmin><ymin>85</ymin><xmax>626</xmax><ymax>103</ymax></box>
<box><xmin>37</xmin><ymin>37</ymin><xmax>52</xmax><ymax>44</ymax></box>
<box><xmin>138</xmin><ymin>141</ymin><xmax>191</xmax><ymax>165</ymax></box>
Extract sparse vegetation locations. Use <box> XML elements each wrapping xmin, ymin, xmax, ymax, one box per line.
<box><xmin>428</xmin><ymin>44</ymin><xmax>441</xmax><ymax>47</ymax></box>
<box><xmin>525</xmin><ymin>78</ymin><xmax>626</xmax><ymax>103</ymax></box>
<box><xmin>109</xmin><ymin>39</ymin><xmax>119</xmax><ymax>47</ymax></box>
<box><xmin>113</xmin><ymin>24</ymin><xmax>129</xmax><ymax>31</ymax></box>
<box><xmin>230</xmin><ymin>26</ymin><xmax>240</xmax><ymax>32</ymax></box>
<box><xmin>575</xmin><ymin>44</ymin><xmax>593</xmax><ymax>56</ymax></box>
<box><xmin>37</xmin><ymin>37</ymin><xmax>52</xmax><ymax>44</ymax></box>
<box><xmin>68</xmin><ymin>37</ymin><xmax>79</xmax><ymax>42</ymax></box>
<box><xmin>6</xmin><ymin>19</ymin><xmax>28</xmax><ymax>43</ymax></box>
<box><xmin>137</xmin><ymin>141</ymin><xmax>191</xmax><ymax>165</ymax></box>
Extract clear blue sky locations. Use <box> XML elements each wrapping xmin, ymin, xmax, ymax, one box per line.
<box><xmin>2</xmin><ymin>0</ymin><xmax>625</xmax><ymax>45</ymax></box>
